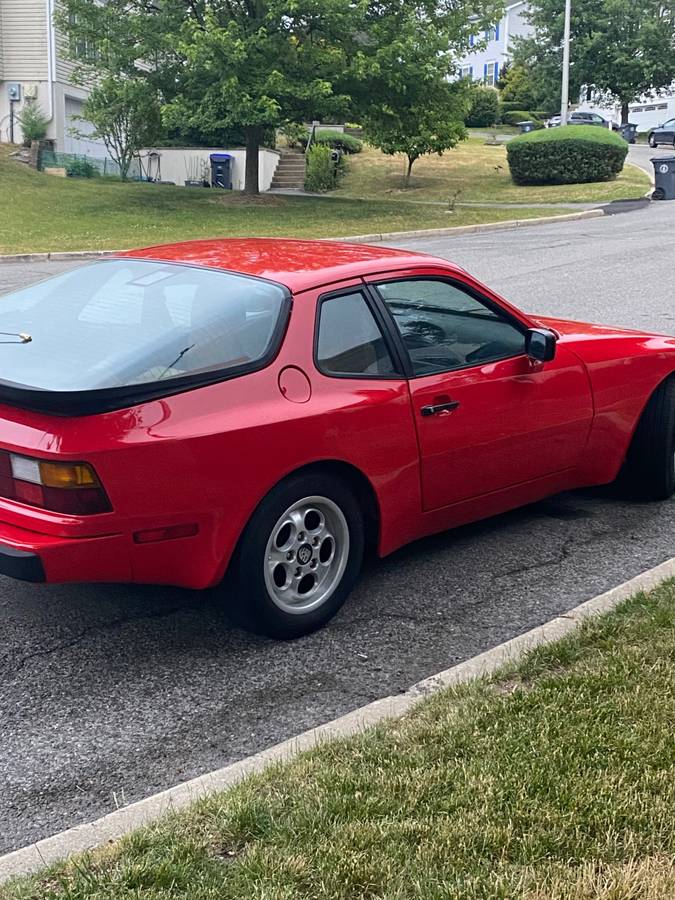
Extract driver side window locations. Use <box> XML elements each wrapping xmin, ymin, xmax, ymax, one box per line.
<box><xmin>375</xmin><ymin>279</ymin><xmax>526</xmax><ymax>376</ymax></box>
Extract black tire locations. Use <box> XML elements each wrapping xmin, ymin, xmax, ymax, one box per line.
<box><xmin>617</xmin><ymin>377</ymin><xmax>675</xmax><ymax>501</ymax></box>
<box><xmin>649</xmin><ymin>134</ymin><xmax>657</xmax><ymax>148</ymax></box>
<box><xmin>227</xmin><ymin>472</ymin><xmax>364</xmax><ymax>639</ymax></box>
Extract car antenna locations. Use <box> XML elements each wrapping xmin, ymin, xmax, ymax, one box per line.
<box><xmin>0</xmin><ymin>331</ymin><xmax>32</xmax><ymax>344</ymax></box>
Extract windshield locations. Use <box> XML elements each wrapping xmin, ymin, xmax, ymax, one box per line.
<box><xmin>0</xmin><ymin>259</ymin><xmax>288</xmax><ymax>392</ymax></box>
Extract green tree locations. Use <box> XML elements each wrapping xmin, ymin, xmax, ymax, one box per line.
<box><xmin>515</xmin><ymin>0</ymin><xmax>675</xmax><ymax>123</ymax></box>
<box><xmin>78</xmin><ymin>78</ymin><xmax>162</xmax><ymax>180</ymax></box>
<box><xmin>348</xmin><ymin>0</ymin><xmax>502</xmax><ymax>185</ymax></box>
<box><xmin>364</xmin><ymin>81</ymin><xmax>470</xmax><ymax>186</ymax></box>
<box><xmin>499</xmin><ymin>64</ymin><xmax>537</xmax><ymax>110</ymax></box>
<box><xmin>59</xmin><ymin>0</ymin><xmax>503</xmax><ymax>194</ymax></box>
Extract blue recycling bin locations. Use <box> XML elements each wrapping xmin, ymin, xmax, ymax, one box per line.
<box><xmin>210</xmin><ymin>153</ymin><xmax>233</xmax><ymax>189</ymax></box>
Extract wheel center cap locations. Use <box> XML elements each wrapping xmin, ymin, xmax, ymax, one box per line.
<box><xmin>297</xmin><ymin>544</ymin><xmax>312</xmax><ymax>565</ymax></box>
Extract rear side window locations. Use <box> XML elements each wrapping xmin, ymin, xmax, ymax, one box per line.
<box><xmin>316</xmin><ymin>291</ymin><xmax>396</xmax><ymax>377</ymax></box>
<box><xmin>0</xmin><ymin>259</ymin><xmax>288</xmax><ymax>392</ymax></box>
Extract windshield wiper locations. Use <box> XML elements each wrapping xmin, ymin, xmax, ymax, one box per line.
<box><xmin>158</xmin><ymin>344</ymin><xmax>195</xmax><ymax>380</ymax></box>
<box><xmin>0</xmin><ymin>331</ymin><xmax>32</xmax><ymax>344</ymax></box>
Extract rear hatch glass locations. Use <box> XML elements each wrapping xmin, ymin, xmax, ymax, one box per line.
<box><xmin>0</xmin><ymin>259</ymin><xmax>289</xmax><ymax>413</ymax></box>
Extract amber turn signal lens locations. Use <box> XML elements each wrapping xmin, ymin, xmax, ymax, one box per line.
<box><xmin>38</xmin><ymin>462</ymin><xmax>100</xmax><ymax>489</ymax></box>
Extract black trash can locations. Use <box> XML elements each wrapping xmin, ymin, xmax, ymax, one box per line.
<box><xmin>652</xmin><ymin>156</ymin><xmax>675</xmax><ymax>200</ymax></box>
<box><xmin>619</xmin><ymin>123</ymin><xmax>637</xmax><ymax>144</ymax></box>
<box><xmin>210</xmin><ymin>153</ymin><xmax>233</xmax><ymax>189</ymax></box>
<box><xmin>517</xmin><ymin>121</ymin><xmax>536</xmax><ymax>134</ymax></box>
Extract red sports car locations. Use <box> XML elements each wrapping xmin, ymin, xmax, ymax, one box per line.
<box><xmin>0</xmin><ymin>239</ymin><xmax>673</xmax><ymax>638</ymax></box>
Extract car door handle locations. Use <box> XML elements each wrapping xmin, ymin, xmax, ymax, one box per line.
<box><xmin>420</xmin><ymin>401</ymin><xmax>461</xmax><ymax>417</ymax></box>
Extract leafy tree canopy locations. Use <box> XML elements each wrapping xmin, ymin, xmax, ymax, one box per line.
<box><xmin>59</xmin><ymin>0</ymin><xmax>504</xmax><ymax>193</ymax></box>
<box><xmin>514</xmin><ymin>0</ymin><xmax>675</xmax><ymax>121</ymax></box>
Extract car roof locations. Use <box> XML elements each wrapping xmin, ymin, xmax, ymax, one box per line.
<box><xmin>116</xmin><ymin>238</ymin><xmax>458</xmax><ymax>293</ymax></box>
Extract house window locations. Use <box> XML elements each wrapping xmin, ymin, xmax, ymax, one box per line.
<box><xmin>460</xmin><ymin>66</ymin><xmax>474</xmax><ymax>80</ymax></box>
<box><xmin>485</xmin><ymin>23</ymin><xmax>500</xmax><ymax>42</ymax></box>
<box><xmin>483</xmin><ymin>62</ymin><xmax>499</xmax><ymax>87</ymax></box>
<box><xmin>68</xmin><ymin>13</ymin><xmax>98</xmax><ymax>62</ymax></box>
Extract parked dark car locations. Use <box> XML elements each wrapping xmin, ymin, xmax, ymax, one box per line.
<box><xmin>648</xmin><ymin>119</ymin><xmax>675</xmax><ymax>148</ymax></box>
<box><xmin>547</xmin><ymin>112</ymin><xmax>619</xmax><ymax>131</ymax></box>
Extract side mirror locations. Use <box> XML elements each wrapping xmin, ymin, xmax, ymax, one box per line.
<box><xmin>526</xmin><ymin>328</ymin><xmax>557</xmax><ymax>363</ymax></box>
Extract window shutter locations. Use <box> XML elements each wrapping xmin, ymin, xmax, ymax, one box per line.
<box><xmin>470</xmin><ymin>34</ymin><xmax>474</xmax><ymax>47</ymax></box>
<box><xmin>469</xmin><ymin>66</ymin><xmax>473</xmax><ymax>79</ymax></box>
<box><xmin>495</xmin><ymin>22</ymin><xmax>500</xmax><ymax>41</ymax></box>
<box><xmin>483</xmin><ymin>63</ymin><xmax>488</xmax><ymax>82</ymax></box>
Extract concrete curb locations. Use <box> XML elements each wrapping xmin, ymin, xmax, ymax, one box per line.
<box><xmin>0</xmin><ymin>210</ymin><xmax>604</xmax><ymax>265</ymax></box>
<box><xmin>1</xmin><ymin>556</ymin><xmax>673</xmax><ymax>885</ymax></box>
<box><xmin>332</xmin><ymin>208</ymin><xmax>604</xmax><ymax>244</ymax></box>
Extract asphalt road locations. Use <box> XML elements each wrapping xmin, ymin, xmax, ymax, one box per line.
<box><xmin>1</xmin><ymin>196</ymin><xmax>675</xmax><ymax>856</ymax></box>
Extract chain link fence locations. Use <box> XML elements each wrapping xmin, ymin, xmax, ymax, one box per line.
<box><xmin>39</xmin><ymin>150</ymin><xmax>142</xmax><ymax>180</ymax></box>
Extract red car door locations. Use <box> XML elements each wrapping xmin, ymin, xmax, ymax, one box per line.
<box><xmin>369</xmin><ymin>272</ymin><xmax>594</xmax><ymax>511</ymax></box>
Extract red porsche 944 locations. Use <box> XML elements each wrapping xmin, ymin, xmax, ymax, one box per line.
<box><xmin>0</xmin><ymin>239</ymin><xmax>672</xmax><ymax>637</ymax></box>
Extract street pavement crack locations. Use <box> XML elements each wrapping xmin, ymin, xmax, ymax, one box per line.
<box><xmin>3</xmin><ymin>601</ymin><xmax>206</xmax><ymax>678</ymax></box>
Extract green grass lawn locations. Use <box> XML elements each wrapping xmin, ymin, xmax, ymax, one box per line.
<box><xmin>0</xmin><ymin>147</ymin><xmax>567</xmax><ymax>255</ymax></box>
<box><xmin>336</xmin><ymin>138</ymin><xmax>651</xmax><ymax>204</ymax></box>
<box><xmin>4</xmin><ymin>582</ymin><xmax>674</xmax><ymax>900</ymax></box>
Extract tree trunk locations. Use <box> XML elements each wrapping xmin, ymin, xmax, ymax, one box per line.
<box><xmin>404</xmin><ymin>155</ymin><xmax>416</xmax><ymax>187</ymax></box>
<box><xmin>244</xmin><ymin>126</ymin><xmax>262</xmax><ymax>196</ymax></box>
<box><xmin>621</xmin><ymin>102</ymin><xmax>630</xmax><ymax>125</ymax></box>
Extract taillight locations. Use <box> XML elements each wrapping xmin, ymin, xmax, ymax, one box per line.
<box><xmin>0</xmin><ymin>451</ymin><xmax>111</xmax><ymax>515</ymax></box>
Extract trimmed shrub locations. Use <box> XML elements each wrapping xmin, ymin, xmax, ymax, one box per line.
<box><xmin>506</xmin><ymin>125</ymin><xmax>628</xmax><ymax>185</ymax></box>
<box><xmin>301</xmin><ymin>130</ymin><xmax>363</xmax><ymax>154</ymax></box>
<box><xmin>499</xmin><ymin>100</ymin><xmax>524</xmax><ymax>116</ymax></box>
<box><xmin>500</xmin><ymin>110</ymin><xmax>542</xmax><ymax>127</ymax></box>
<box><xmin>305</xmin><ymin>144</ymin><xmax>338</xmax><ymax>192</ymax></box>
<box><xmin>465</xmin><ymin>87</ymin><xmax>499</xmax><ymax>128</ymax></box>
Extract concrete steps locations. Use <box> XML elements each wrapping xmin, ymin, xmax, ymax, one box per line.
<box><xmin>270</xmin><ymin>150</ymin><xmax>306</xmax><ymax>190</ymax></box>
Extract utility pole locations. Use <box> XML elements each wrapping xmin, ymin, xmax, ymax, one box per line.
<box><xmin>560</xmin><ymin>0</ymin><xmax>572</xmax><ymax>125</ymax></box>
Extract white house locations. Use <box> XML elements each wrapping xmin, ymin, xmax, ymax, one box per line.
<box><xmin>0</xmin><ymin>0</ymin><xmax>106</xmax><ymax>154</ymax></box>
<box><xmin>457</xmin><ymin>0</ymin><xmax>675</xmax><ymax>132</ymax></box>
<box><xmin>457</xmin><ymin>1</ymin><xmax>533</xmax><ymax>87</ymax></box>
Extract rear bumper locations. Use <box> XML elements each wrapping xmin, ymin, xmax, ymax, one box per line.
<box><xmin>0</xmin><ymin>543</ymin><xmax>45</xmax><ymax>582</ymax></box>
<box><xmin>0</xmin><ymin>519</ymin><xmax>132</xmax><ymax>584</ymax></box>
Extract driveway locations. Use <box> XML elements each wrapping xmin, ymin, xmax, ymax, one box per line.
<box><xmin>1</xmin><ymin>200</ymin><xmax>675</xmax><ymax>856</ymax></box>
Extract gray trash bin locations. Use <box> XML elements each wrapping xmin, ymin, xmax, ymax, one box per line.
<box><xmin>652</xmin><ymin>156</ymin><xmax>675</xmax><ymax>200</ymax></box>
<box><xmin>619</xmin><ymin>123</ymin><xmax>637</xmax><ymax>144</ymax></box>
<box><xmin>517</xmin><ymin>121</ymin><xmax>536</xmax><ymax>134</ymax></box>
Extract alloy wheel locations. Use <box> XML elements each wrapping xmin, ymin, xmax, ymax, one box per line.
<box><xmin>263</xmin><ymin>496</ymin><xmax>350</xmax><ymax>614</ymax></box>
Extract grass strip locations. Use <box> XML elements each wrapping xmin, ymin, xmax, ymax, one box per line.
<box><xmin>0</xmin><ymin>147</ymin><xmax>566</xmax><ymax>255</ymax></box>
<box><xmin>336</xmin><ymin>140</ymin><xmax>651</xmax><ymax>205</ymax></box>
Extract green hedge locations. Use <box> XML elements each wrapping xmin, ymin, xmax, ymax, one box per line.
<box><xmin>500</xmin><ymin>110</ymin><xmax>542</xmax><ymax>127</ymax></box>
<box><xmin>499</xmin><ymin>100</ymin><xmax>523</xmax><ymax>115</ymax></box>
<box><xmin>301</xmin><ymin>130</ymin><xmax>363</xmax><ymax>153</ymax></box>
<box><xmin>506</xmin><ymin>125</ymin><xmax>628</xmax><ymax>185</ymax></box>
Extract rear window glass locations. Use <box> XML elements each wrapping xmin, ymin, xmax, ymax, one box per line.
<box><xmin>0</xmin><ymin>259</ymin><xmax>287</xmax><ymax>392</ymax></box>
